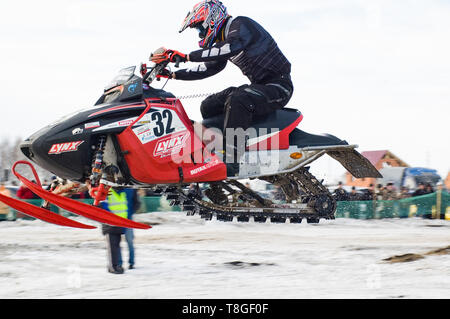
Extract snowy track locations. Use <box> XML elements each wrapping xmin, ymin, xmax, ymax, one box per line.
<box><xmin>1</xmin><ymin>213</ymin><xmax>449</xmax><ymax>299</ymax></box>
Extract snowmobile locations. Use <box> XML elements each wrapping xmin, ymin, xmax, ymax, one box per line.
<box><xmin>0</xmin><ymin>52</ymin><xmax>381</xmax><ymax>229</ymax></box>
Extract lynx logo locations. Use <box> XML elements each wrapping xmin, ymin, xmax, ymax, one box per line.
<box><xmin>48</xmin><ymin>141</ymin><xmax>84</xmax><ymax>155</ymax></box>
<box><xmin>153</xmin><ymin>132</ymin><xmax>189</xmax><ymax>158</ymax></box>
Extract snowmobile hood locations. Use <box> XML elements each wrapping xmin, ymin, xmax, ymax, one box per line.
<box><xmin>20</xmin><ymin>84</ymin><xmax>175</xmax><ymax>181</ymax></box>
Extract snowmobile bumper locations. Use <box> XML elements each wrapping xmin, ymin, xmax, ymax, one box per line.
<box><xmin>293</xmin><ymin>144</ymin><xmax>382</xmax><ymax>178</ymax></box>
<box><xmin>326</xmin><ymin>147</ymin><xmax>382</xmax><ymax>178</ymax></box>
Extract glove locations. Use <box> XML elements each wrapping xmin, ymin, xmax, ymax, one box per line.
<box><xmin>150</xmin><ymin>48</ymin><xmax>187</xmax><ymax>64</ymax></box>
<box><xmin>166</xmin><ymin>50</ymin><xmax>188</xmax><ymax>63</ymax></box>
<box><xmin>150</xmin><ymin>48</ymin><xmax>170</xmax><ymax>64</ymax></box>
<box><xmin>156</xmin><ymin>68</ymin><xmax>173</xmax><ymax>80</ymax></box>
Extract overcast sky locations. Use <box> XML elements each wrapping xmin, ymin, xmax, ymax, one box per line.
<box><xmin>0</xmin><ymin>0</ymin><xmax>449</xmax><ymax>183</ymax></box>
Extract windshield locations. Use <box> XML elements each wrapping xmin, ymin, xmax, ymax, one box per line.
<box><xmin>93</xmin><ymin>63</ymin><xmax>175</xmax><ymax>106</ymax></box>
<box><xmin>104</xmin><ymin>66</ymin><xmax>136</xmax><ymax>91</ymax></box>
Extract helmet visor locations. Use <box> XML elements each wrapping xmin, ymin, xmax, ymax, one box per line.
<box><xmin>195</xmin><ymin>24</ymin><xmax>208</xmax><ymax>39</ymax></box>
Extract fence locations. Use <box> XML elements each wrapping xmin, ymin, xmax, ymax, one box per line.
<box><xmin>335</xmin><ymin>191</ymin><xmax>450</xmax><ymax>220</ymax></box>
<box><xmin>0</xmin><ymin>196</ymin><xmax>180</xmax><ymax>221</ymax></box>
<box><xmin>1</xmin><ymin>192</ymin><xmax>449</xmax><ymax>221</ymax></box>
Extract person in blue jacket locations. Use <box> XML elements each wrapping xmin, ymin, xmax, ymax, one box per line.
<box><xmin>118</xmin><ymin>188</ymin><xmax>140</xmax><ymax>270</ymax></box>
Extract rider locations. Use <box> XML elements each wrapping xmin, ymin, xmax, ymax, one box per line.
<box><xmin>150</xmin><ymin>0</ymin><xmax>293</xmax><ymax>135</ymax></box>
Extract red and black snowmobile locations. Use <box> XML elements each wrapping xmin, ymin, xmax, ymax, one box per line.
<box><xmin>1</xmin><ymin>53</ymin><xmax>381</xmax><ymax>228</ymax></box>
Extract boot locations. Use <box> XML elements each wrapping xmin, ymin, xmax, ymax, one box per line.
<box><xmin>222</xmin><ymin>137</ymin><xmax>240</xmax><ymax>177</ymax></box>
<box><xmin>108</xmin><ymin>266</ymin><xmax>124</xmax><ymax>274</ymax></box>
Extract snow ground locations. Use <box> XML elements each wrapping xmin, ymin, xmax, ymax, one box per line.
<box><xmin>0</xmin><ymin>213</ymin><xmax>449</xmax><ymax>299</ymax></box>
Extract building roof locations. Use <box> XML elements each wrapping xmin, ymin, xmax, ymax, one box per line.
<box><xmin>361</xmin><ymin>150</ymin><xmax>388</xmax><ymax>166</ymax></box>
<box><xmin>360</xmin><ymin>150</ymin><xmax>409</xmax><ymax>167</ymax></box>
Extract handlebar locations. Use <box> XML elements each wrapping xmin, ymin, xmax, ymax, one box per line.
<box><xmin>142</xmin><ymin>60</ymin><xmax>171</xmax><ymax>86</ymax></box>
<box><xmin>174</xmin><ymin>55</ymin><xmax>182</xmax><ymax>68</ymax></box>
<box><xmin>142</xmin><ymin>48</ymin><xmax>183</xmax><ymax>86</ymax></box>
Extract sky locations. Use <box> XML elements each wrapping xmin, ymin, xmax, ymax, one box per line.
<box><xmin>0</xmin><ymin>0</ymin><xmax>449</xmax><ymax>183</ymax></box>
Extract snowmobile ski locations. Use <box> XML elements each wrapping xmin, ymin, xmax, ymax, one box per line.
<box><xmin>0</xmin><ymin>192</ymin><xmax>95</xmax><ymax>229</ymax></box>
<box><xmin>12</xmin><ymin>161</ymin><xmax>151</xmax><ymax>229</ymax></box>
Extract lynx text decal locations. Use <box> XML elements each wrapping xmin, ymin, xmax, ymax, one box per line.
<box><xmin>153</xmin><ymin>131</ymin><xmax>190</xmax><ymax>158</ymax></box>
<box><xmin>48</xmin><ymin>141</ymin><xmax>84</xmax><ymax>155</ymax></box>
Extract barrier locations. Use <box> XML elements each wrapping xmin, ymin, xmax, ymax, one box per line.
<box><xmin>139</xmin><ymin>196</ymin><xmax>181</xmax><ymax>213</ymax></box>
<box><xmin>3</xmin><ymin>196</ymin><xmax>180</xmax><ymax>221</ymax></box>
<box><xmin>58</xmin><ymin>196</ymin><xmax>181</xmax><ymax>217</ymax></box>
<box><xmin>335</xmin><ymin>191</ymin><xmax>450</xmax><ymax>219</ymax></box>
<box><xmin>2</xmin><ymin>199</ymin><xmax>60</xmax><ymax>221</ymax></box>
<box><xmin>2</xmin><ymin>192</ymin><xmax>448</xmax><ymax>221</ymax></box>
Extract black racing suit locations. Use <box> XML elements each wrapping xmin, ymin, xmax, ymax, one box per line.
<box><xmin>175</xmin><ymin>16</ymin><xmax>293</xmax><ymax>132</ymax></box>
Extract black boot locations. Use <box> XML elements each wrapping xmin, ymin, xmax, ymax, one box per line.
<box><xmin>222</xmin><ymin>137</ymin><xmax>240</xmax><ymax>177</ymax></box>
<box><xmin>108</xmin><ymin>266</ymin><xmax>124</xmax><ymax>274</ymax></box>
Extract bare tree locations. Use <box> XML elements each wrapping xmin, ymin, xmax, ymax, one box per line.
<box><xmin>0</xmin><ymin>136</ymin><xmax>52</xmax><ymax>184</ymax></box>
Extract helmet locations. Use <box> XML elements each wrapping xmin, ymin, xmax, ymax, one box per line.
<box><xmin>179</xmin><ymin>0</ymin><xmax>230</xmax><ymax>48</ymax></box>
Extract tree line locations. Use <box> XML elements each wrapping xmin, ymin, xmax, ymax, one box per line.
<box><xmin>0</xmin><ymin>137</ymin><xmax>52</xmax><ymax>184</ymax></box>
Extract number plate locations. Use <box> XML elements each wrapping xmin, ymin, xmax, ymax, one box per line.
<box><xmin>132</xmin><ymin>107</ymin><xmax>186</xmax><ymax>145</ymax></box>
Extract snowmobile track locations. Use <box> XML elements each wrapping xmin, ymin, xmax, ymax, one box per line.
<box><xmin>158</xmin><ymin>167</ymin><xmax>337</xmax><ymax>224</ymax></box>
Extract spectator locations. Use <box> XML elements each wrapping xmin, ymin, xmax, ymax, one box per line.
<box><xmin>17</xmin><ymin>182</ymin><xmax>37</xmax><ymax>199</ymax></box>
<box><xmin>382</xmin><ymin>182</ymin><xmax>398</xmax><ymax>201</ymax></box>
<box><xmin>118</xmin><ymin>188</ymin><xmax>140</xmax><ymax>270</ymax></box>
<box><xmin>101</xmin><ymin>187</ymin><xmax>139</xmax><ymax>274</ymax></box>
<box><xmin>333</xmin><ymin>182</ymin><xmax>348</xmax><ymax>201</ymax></box>
<box><xmin>375</xmin><ymin>184</ymin><xmax>384</xmax><ymax>200</ymax></box>
<box><xmin>399</xmin><ymin>186</ymin><xmax>411</xmax><ymax>199</ymax></box>
<box><xmin>360</xmin><ymin>184</ymin><xmax>375</xmax><ymax>201</ymax></box>
<box><xmin>0</xmin><ymin>182</ymin><xmax>12</xmax><ymax>217</ymax></box>
<box><xmin>412</xmin><ymin>183</ymin><xmax>427</xmax><ymax>197</ymax></box>
<box><xmin>348</xmin><ymin>186</ymin><xmax>361</xmax><ymax>201</ymax></box>
<box><xmin>424</xmin><ymin>183</ymin><xmax>434</xmax><ymax>194</ymax></box>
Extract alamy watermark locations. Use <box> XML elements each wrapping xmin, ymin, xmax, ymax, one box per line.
<box><xmin>170</xmin><ymin>125</ymin><xmax>283</xmax><ymax>168</ymax></box>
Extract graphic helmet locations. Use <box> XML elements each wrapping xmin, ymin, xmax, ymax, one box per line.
<box><xmin>179</xmin><ymin>0</ymin><xmax>230</xmax><ymax>48</ymax></box>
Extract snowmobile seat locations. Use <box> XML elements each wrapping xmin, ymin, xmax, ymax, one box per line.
<box><xmin>201</xmin><ymin>107</ymin><xmax>348</xmax><ymax>148</ymax></box>
<box><xmin>201</xmin><ymin>108</ymin><xmax>302</xmax><ymax>135</ymax></box>
<box><xmin>289</xmin><ymin>129</ymin><xmax>349</xmax><ymax>148</ymax></box>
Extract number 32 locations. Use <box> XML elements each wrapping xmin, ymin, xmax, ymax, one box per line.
<box><xmin>151</xmin><ymin>110</ymin><xmax>175</xmax><ymax>137</ymax></box>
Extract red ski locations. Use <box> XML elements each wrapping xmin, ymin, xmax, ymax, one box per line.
<box><xmin>0</xmin><ymin>192</ymin><xmax>95</xmax><ymax>229</ymax></box>
<box><xmin>12</xmin><ymin>161</ymin><xmax>151</xmax><ymax>230</ymax></box>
